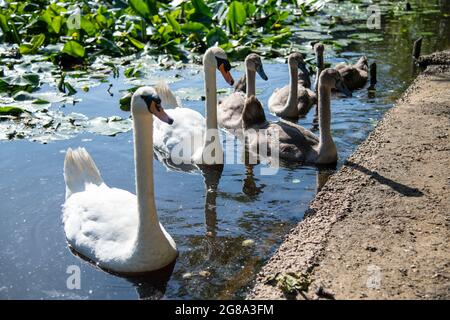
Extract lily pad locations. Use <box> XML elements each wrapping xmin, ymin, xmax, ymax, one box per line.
<box><xmin>0</xmin><ymin>73</ymin><xmax>40</xmax><ymax>94</ymax></box>
<box><xmin>85</xmin><ymin>116</ymin><xmax>132</xmax><ymax>136</ymax></box>
<box><xmin>0</xmin><ymin>106</ymin><xmax>25</xmax><ymax>117</ymax></box>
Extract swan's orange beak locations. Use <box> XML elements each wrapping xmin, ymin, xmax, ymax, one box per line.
<box><xmin>219</xmin><ymin>64</ymin><xmax>234</xmax><ymax>86</ymax></box>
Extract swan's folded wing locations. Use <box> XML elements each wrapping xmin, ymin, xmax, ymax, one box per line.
<box><xmin>153</xmin><ymin>108</ymin><xmax>205</xmax><ymax>163</ymax></box>
<box><xmin>279</xmin><ymin>119</ymin><xmax>319</xmax><ymax>145</ymax></box>
<box><xmin>217</xmin><ymin>92</ymin><xmax>246</xmax><ymax>129</ymax></box>
<box><xmin>268</xmin><ymin>85</ymin><xmax>289</xmax><ymax>112</ymax></box>
<box><xmin>62</xmin><ymin>184</ymin><xmax>138</xmax><ymax>262</ymax></box>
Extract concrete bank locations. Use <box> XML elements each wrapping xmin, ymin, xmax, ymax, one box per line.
<box><xmin>248</xmin><ymin>53</ymin><xmax>450</xmax><ymax>299</ymax></box>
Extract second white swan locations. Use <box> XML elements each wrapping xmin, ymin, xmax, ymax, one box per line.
<box><xmin>152</xmin><ymin>47</ymin><xmax>234</xmax><ymax>169</ymax></box>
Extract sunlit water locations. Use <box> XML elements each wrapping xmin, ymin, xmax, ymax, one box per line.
<box><xmin>1</xmin><ymin>0</ymin><xmax>449</xmax><ymax>299</ymax></box>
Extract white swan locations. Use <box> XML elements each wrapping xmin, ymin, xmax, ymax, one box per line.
<box><xmin>152</xmin><ymin>47</ymin><xmax>234</xmax><ymax>168</ymax></box>
<box><xmin>62</xmin><ymin>87</ymin><xmax>177</xmax><ymax>274</ymax></box>
<box><xmin>152</xmin><ymin>81</ymin><xmax>205</xmax><ymax>170</ymax></box>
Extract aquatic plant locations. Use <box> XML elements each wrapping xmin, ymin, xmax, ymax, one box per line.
<box><xmin>1</xmin><ymin>0</ymin><xmax>444</xmax><ymax>144</ymax></box>
<box><xmin>0</xmin><ymin>0</ymin><xmax>325</xmax><ymax>67</ymax></box>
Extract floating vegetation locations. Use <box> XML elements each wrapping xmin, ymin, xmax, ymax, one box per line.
<box><xmin>0</xmin><ymin>106</ymin><xmax>131</xmax><ymax>143</ymax></box>
<box><xmin>0</xmin><ymin>0</ymin><xmax>327</xmax><ymax>68</ymax></box>
<box><xmin>0</xmin><ymin>106</ymin><xmax>25</xmax><ymax>116</ymax></box>
<box><xmin>0</xmin><ymin>0</ymin><xmax>443</xmax><ymax>144</ymax></box>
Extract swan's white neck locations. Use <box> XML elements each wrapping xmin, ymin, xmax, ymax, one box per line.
<box><xmin>204</xmin><ymin>65</ymin><xmax>218</xmax><ymax>131</ymax></box>
<box><xmin>132</xmin><ymin>113</ymin><xmax>160</xmax><ymax>238</ymax></box>
<box><xmin>246</xmin><ymin>65</ymin><xmax>256</xmax><ymax>98</ymax></box>
<box><xmin>201</xmin><ymin>63</ymin><xmax>223</xmax><ymax>164</ymax></box>
<box><xmin>285</xmin><ymin>61</ymin><xmax>299</xmax><ymax>117</ymax></box>
<box><xmin>317</xmin><ymin>84</ymin><xmax>335</xmax><ymax>152</ymax></box>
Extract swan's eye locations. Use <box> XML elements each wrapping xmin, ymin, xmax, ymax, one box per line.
<box><xmin>216</xmin><ymin>57</ymin><xmax>231</xmax><ymax>71</ymax></box>
<box><xmin>141</xmin><ymin>94</ymin><xmax>161</xmax><ymax>113</ymax></box>
<box><xmin>141</xmin><ymin>94</ymin><xmax>153</xmax><ymax>105</ymax></box>
<box><xmin>154</xmin><ymin>97</ymin><xmax>162</xmax><ymax>111</ymax></box>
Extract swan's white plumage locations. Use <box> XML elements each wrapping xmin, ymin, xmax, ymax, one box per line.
<box><xmin>63</xmin><ymin>112</ymin><xmax>177</xmax><ymax>273</ymax></box>
<box><xmin>63</xmin><ymin>181</ymin><xmax>176</xmax><ymax>272</ymax></box>
<box><xmin>152</xmin><ymin>83</ymin><xmax>206</xmax><ymax>164</ymax></box>
<box><xmin>153</xmin><ymin>108</ymin><xmax>205</xmax><ymax>163</ymax></box>
<box><xmin>64</xmin><ymin>147</ymin><xmax>103</xmax><ymax>199</ymax></box>
<box><xmin>153</xmin><ymin>48</ymin><xmax>229</xmax><ymax>168</ymax></box>
<box><xmin>63</xmin><ymin>183</ymin><xmax>138</xmax><ymax>263</ymax></box>
<box><xmin>155</xmin><ymin>81</ymin><xmax>181</xmax><ymax>109</ymax></box>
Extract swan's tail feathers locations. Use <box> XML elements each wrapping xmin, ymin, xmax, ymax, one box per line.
<box><xmin>64</xmin><ymin>147</ymin><xmax>103</xmax><ymax>199</ymax></box>
<box><xmin>155</xmin><ymin>81</ymin><xmax>180</xmax><ymax>109</ymax></box>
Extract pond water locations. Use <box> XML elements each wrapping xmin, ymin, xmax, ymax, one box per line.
<box><xmin>1</xmin><ymin>0</ymin><xmax>449</xmax><ymax>299</ymax></box>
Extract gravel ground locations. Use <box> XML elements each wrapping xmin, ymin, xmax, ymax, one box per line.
<box><xmin>248</xmin><ymin>57</ymin><xmax>450</xmax><ymax>300</ymax></box>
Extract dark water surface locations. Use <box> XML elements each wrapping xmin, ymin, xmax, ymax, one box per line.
<box><xmin>1</xmin><ymin>0</ymin><xmax>449</xmax><ymax>299</ymax></box>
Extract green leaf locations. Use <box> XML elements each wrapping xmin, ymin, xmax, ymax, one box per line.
<box><xmin>19</xmin><ymin>33</ymin><xmax>45</xmax><ymax>54</ymax></box>
<box><xmin>96</xmin><ymin>36</ymin><xmax>124</xmax><ymax>56</ymax></box>
<box><xmin>95</xmin><ymin>13</ymin><xmax>108</xmax><ymax>28</ymax></box>
<box><xmin>57</xmin><ymin>73</ymin><xmax>66</xmax><ymax>93</ymax></box>
<box><xmin>0</xmin><ymin>13</ymin><xmax>20</xmax><ymax>43</ymax></box>
<box><xmin>62</xmin><ymin>41</ymin><xmax>85</xmax><ymax>58</ymax></box>
<box><xmin>32</xmin><ymin>99</ymin><xmax>50</xmax><ymax>105</ymax></box>
<box><xmin>52</xmin><ymin>16</ymin><xmax>63</xmax><ymax>34</ymax></box>
<box><xmin>65</xmin><ymin>82</ymin><xmax>77</xmax><ymax>96</ymax></box>
<box><xmin>41</xmin><ymin>10</ymin><xmax>53</xmax><ymax>27</ymax></box>
<box><xmin>0</xmin><ymin>106</ymin><xmax>25</xmax><ymax>117</ymax></box>
<box><xmin>226</xmin><ymin>1</ymin><xmax>247</xmax><ymax>34</ymax></box>
<box><xmin>0</xmin><ymin>14</ymin><xmax>10</xmax><ymax>34</ymax></box>
<box><xmin>19</xmin><ymin>34</ymin><xmax>46</xmax><ymax>55</ymax></box>
<box><xmin>13</xmin><ymin>91</ymin><xmax>34</xmax><ymax>101</ymax></box>
<box><xmin>0</xmin><ymin>73</ymin><xmax>40</xmax><ymax>94</ymax></box>
<box><xmin>124</xmin><ymin>67</ymin><xmax>142</xmax><ymax>78</ymax></box>
<box><xmin>181</xmin><ymin>22</ymin><xmax>208</xmax><ymax>34</ymax></box>
<box><xmin>278</xmin><ymin>11</ymin><xmax>290</xmax><ymax>21</ymax></box>
<box><xmin>129</xmin><ymin>0</ymin><xmax>158</xmax><ymax>22</ymax></box>
<box><xmin>127</xmin><ymin>36</ymin><xmax>145</xmax><ymax>49</ymax></box>
<box><xmin>191</xmin><ymin>0</ymin><xmax>212</xmax><ymax>20</ymax></box>
<box><xmin>206</xmin><ymin>27</ymin><xmax>228</xmax><ymax>46</ymax></box>
<box><xmin>21</xmin><ymin>74</ymin><xmax>40</xmax><ymax>87</ymax></box>
<box><xmin>120</xmin><ymin>92</ymin><xmax>132</xmax><ymax>111</ymax></box>
<box><xmin>165</xmin><ymin>12</ymin><xmax>181</xmax><ymax>34</ymax></box>
<box><xmin>80</xmin><ymin>17</ymin><xmax>97</xmax><ymax>36</ymax></box>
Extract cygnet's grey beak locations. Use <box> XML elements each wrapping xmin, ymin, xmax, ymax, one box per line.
<box><xmin>256</xmin><ymin>65</ymin><xmax>268</xmax><ymax>81</ymax></box>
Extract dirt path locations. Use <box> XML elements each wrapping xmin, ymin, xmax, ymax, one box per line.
<box><xmin>248</xmin><ymin>57</ymin><xmax>450</xmax><ymax>299</ymax></box>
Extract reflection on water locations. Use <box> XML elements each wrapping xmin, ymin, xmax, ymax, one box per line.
<box><xmin>69</xmin><ymin>246</ymin><xmax>176</xmax><ymax>300</ymax></box>
<box><xmin>126</xmin><ymin>261</ymin><xmax>176</xmax><ymax>300</ymax></box>
<box><xmin>316</xmin><ymin>167</ymin><xmax>336</xmax><ymax>193</ymax></box>
<box><xmin>202</xmin><ymin>165</ymin><xmax>223</xmax><ymax>238</ymax></box>
<box><xmin>242</xmin><ymin>164</ymin><xmax>265</xmax><ymax>199</ymax></box>
<box><xmin>1</xmin><ymin>0</ymin><xmax>449</xmax><ymax>300</ymax></box>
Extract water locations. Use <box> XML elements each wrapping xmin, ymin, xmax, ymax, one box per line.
<box><xmin>1</xmin><ymin>0</ymin><xmax>449</xmax><ymax>299</ymax></box>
